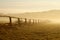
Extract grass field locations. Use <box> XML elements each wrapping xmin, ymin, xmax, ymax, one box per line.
<box><xmin>0</xmin><ymin>22</ymin><xmax>60</xmax><ymax>40</ymax></box>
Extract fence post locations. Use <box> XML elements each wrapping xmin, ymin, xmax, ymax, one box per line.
<box><xmin>18</xmin><ymin>18</ymin><xmax>20</xmax><ymax>25</ymax></box>
<box><xmin>29</xmin><ymin>19</ymin><xmax>31</xmax><ymax>24</ymax></box>
<box><xmin>25</xmin><ymin>18</ymin><xmax>27</xmax><ymax>23</ymax></box>
<box><xmin>9</xmin><ymin>17</ymin><xmax>12</xmax><ymax>26</ymax></box>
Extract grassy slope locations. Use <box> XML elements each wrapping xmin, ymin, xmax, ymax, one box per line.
<box><xmin>0</xmin><ymin>23</ymin><xmax>60</xmax><ymax>40</ymax></box>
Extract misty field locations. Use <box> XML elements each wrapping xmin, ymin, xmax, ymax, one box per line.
<box><xmin>0</xmin><ymin>22</ymin><xmax>60</xmax><ymax>40</ymax></box>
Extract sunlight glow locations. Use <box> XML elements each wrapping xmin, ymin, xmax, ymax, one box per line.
<box><xmin>50</xmin><ymin>19</ymin><xmax>60</xmax><ymax>23</ymax></box>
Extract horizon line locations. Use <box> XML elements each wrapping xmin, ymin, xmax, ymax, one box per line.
<box><xmin>0</xmin><ymin>9</ymin><xmax>60</xmax><ymax>14</ymax></box>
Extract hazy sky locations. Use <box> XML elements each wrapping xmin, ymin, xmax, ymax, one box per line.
<box><xmin>0</xmin><ymin>0</ymin><xmax>60</xmax><ymax>13</ymax></box>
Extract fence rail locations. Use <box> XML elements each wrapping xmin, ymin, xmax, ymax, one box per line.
<box><xmin>0</xmin><ymin>15</ymin><xmax>40</xmax><ymax>26</ymax></box>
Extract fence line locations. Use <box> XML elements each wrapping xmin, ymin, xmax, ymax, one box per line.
<box><xmin>0</xmin><ymin>15</ymin><xmax>40</xmax><ymax>26</ymax></box>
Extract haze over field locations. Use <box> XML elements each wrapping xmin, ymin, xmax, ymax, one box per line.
<box><xmin>3</xmin><ymin>10</ymin><xmax>60</xmax><ymax>23</ymax></box>
<box><xmin>0</xmin><ymin>0</ymin><xmax>60</xmax><ymax>23</ymax></box>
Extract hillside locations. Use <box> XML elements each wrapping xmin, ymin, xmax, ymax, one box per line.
<box><xmin>6</xmin><ymin>10</ymin><xmax>60</xmax><ymax>19</ymax></box>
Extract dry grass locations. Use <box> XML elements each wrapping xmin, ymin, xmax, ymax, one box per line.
<box><xmin>0</xmin><ymin>23</ymin><xmax>60</xmax><ymax>40</ymax></box>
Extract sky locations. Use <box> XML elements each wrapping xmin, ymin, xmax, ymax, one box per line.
<box><xmin>0</xmin><ymin>0</ymin><xmax>60</xmax><ymax>13</ymax></box>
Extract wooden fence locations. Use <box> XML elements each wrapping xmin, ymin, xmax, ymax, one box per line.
<box><xmin>0</xmin><ymin>15</ymin><xmax>40</xmax><ymax>26</ymax></box>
